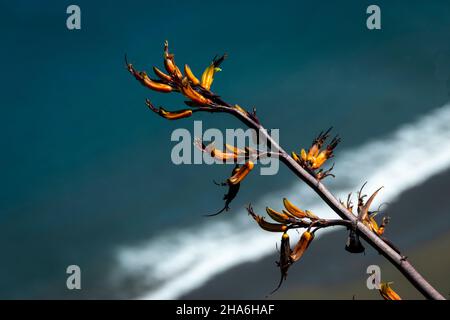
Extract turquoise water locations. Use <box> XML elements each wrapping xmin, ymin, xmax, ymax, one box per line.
<box><xmin>0</xmin><ymin>0</ymin><xmax>449</xmax><ymax>298</ymax></box>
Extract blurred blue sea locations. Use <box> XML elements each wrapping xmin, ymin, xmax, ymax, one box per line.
<box><xmin>0</xmin><ymin>0</ymin><xmax>450</xmax><ymax>298</ymax></box>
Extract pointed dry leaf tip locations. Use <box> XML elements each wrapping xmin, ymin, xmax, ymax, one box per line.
<box><xmin>357</xmin><ymin>181</ymin><xmax>368</xmax><ymax>206</ymax></box>
<box><xmin>228</xmin><ymin>161</ymin><xmax>254</xmax><ymax>185</ymax></box>
<box><xmin>290</xmin><ymin>231</ymin><xmax>314</xmax><ymax>262</ymax></box>
<box><xmin>354</xmin><ymin>184</ymin><xmax>389</xmax><ymax>236</ymax></box>
<box><xmin>379</xmin><ymin>282</ymin><xmax>401</xmax><ymax>300</ymax></box>
<box><xmin>358</xmin><ymin>186</ymin><xmax>383</xmax><ymax>222</ymax></box>
<box><xmin>346</xmin><ymin>193</ymin><xmax>354</xmax><ymax>212</ymax></box>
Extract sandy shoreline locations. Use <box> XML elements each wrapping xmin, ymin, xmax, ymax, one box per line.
<box><xmin>182</xmin><ymin>168</ymin><xmax>450</xmax><ymax>299</ymax></box>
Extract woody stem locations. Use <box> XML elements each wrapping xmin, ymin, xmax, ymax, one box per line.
<box><xmin>214</xmin><ymin>104</ymin><xmax>445</xmax><ymax>300</ymax></box>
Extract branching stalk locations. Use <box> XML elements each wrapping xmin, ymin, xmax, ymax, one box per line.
<box><xmin>126</xmin><ymin>43</ymin><xmax>445</xmax><ymax>300</ymax></box>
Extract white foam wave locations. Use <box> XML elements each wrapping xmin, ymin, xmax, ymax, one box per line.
<box><xmin>115</xmin><ymin>103</ymin><xmax>450</xmax><ymax>299</ymax></box>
